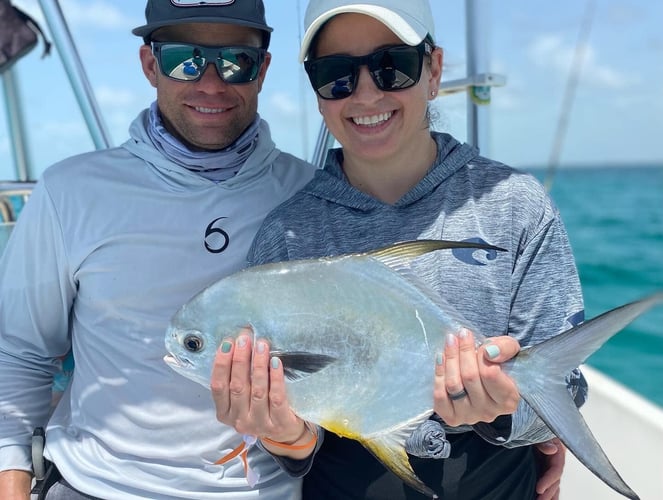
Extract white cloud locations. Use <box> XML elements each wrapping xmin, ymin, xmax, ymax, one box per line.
<box><xmin>266</xmin><ymin>91</ymin><xmax>300</xmax><ymax>117</ymax></box>
<box><xmin>60</xmin><ymin>0</ymin><xmax>136</xmax><ymax>30</ymax></box>
<box><xmin>527</xmin><ymin>34</ymin><xmax>637</xmax><ymax>89</ymax></box>
<box><xmin>95</xmin><ymin>86</ymin><xmax>136</xmax><ymax>109</ymax></box>
<box><xmin>14</xmin><ymin>0</ymin><xmax>136</xmax><ymax>31</ymax></box>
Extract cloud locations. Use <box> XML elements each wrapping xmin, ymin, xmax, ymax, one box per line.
<box><xmin>527</xmin><ymin>34</ymin><xmax>637</xmax><ymax>89</ymax></box>
<box><xmin>266</xmin><ymin>91</ymin><xmax>300</xmax><ymax>117</ymax></box>
<box><xmin>60</xmin><ymin>0</ymin><xmax>136</xmax><ymax>30</ymax></box>
<box><xmin>14</xmin><ymin>0</ymin><xmax>137</xmax><ymax>31</ymax></box>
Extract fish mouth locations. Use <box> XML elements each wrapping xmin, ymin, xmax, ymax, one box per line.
<box><xmin>163</xmin><ymin>354</ymin><xmax>193</xmax><ymax>369</ymax></box>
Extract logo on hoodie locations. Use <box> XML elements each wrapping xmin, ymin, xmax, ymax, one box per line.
<box><xmin>205</xmin><ymin>217</ymin><xmax>230</xmax><ymax>254</ymax></box>
<box><xmin>452</xmin><ymin>237</ymin><xmax>502</xmax><ymax>266</ymax></box>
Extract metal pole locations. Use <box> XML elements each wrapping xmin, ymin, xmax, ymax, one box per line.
<box><xmin>465</xmin><ymin>0</ymin><xmax>491</xmax><ymax>154</ymax></box>
<box><xmin>1</xmin><ymin>68</ymin><xmax>32</xmax><ymax>181</ymax></box>
<box><xmin>37</xmin><ymin>0</ymin><xmax>113</xmax><ymax>150</ymax></box>
<box><xmin>310</xmin><ymin>120</ymin><xmax>335</xmax><ymax>169</ymax></box>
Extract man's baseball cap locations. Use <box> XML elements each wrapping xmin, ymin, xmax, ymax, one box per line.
<box><xmin>299</xmin><ymin>0</ymin><xmax>435</xmax><ymax>61</ymax></box>
<box><xmin>133</xmin><ymin>0</ymin><xmax>273</xmax><ymax>48</ymax></box>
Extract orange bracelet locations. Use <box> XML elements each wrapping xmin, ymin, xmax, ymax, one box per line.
<box><xmin>261</xmin><ymin>425</ymin><xmax>318</xmax><ymax>451</ymax></box>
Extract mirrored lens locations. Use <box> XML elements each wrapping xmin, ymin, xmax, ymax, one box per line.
<box><xmin>305</xmin><ymin>43</ymin><xmax>426</xmax><ymax>100</ymax></box>
<box><xmin>305</xmin><ymin>58</ymin><xmax>356</xmax><ymax>99</ymax></box>
<box><xmin>370</xmin><ymin>46</ymin><xmax>422</xmax><ymax>91</ymax></box>
<box><xmin>152</xmin><ymin>43</ymin><xmax>264</xmax><ymax>84</ymax></box>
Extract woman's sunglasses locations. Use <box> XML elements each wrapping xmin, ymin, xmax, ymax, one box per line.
<box><xmin>151</xmin><ymin>42</ymin><xmax>266</xmax><ymax>84</ymax></box>
<box><xmin>304</xmin><ymin>41</ymin><xmax>432</xmax><ymax>100</ymax></box>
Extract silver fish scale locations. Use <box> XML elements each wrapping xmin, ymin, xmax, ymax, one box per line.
<box><xmin>168</xmin><ymin>255</ymin><xmax>463</xmax><ymax>438</ymax></box>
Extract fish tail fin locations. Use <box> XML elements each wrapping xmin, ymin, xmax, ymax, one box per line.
<box><xmin>270</xmin><ymin>351</ymin><xmax>337</xmax><ymax>381</ymax></box>
<box><xmin>361</xmin><ymin>414</ymin><xmax>439</xmax><ymax>499</ymax></box>
<box><xmin>509</xmin><ymin>293</ymin><xmax>663</xmax><ymax>500</ymax></box>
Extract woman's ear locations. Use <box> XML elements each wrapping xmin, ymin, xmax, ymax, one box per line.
<box><xmin>428</xmin><ymin>46</ymin><xmax>444</xmax><ymax>99</ymax></box>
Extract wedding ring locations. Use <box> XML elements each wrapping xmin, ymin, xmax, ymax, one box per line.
<box><xmin>448</xmin><ymin>388</ymin><xmax>468</xmax><ymax>401</ymax></box>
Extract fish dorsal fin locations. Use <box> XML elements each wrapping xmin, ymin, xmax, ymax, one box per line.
<box><xmin>366</xmin><ymin>239</ymin><xmax>506</xmax><ymax>273</ymax></box>
<box><xmin>368</xmin><ymin>240</ymin><xmax>501</xmax><ymax>332</ymax></box>
<box><xmin>271</xmin><ymin>351</ymin><xmax>337</xmax><ymax>381</ymax></box>
<box><xmin>361</xmin><ymin>412</ymin><xmax>438</xmax><ymax>499</ymax></box>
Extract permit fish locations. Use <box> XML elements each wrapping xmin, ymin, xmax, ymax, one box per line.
<box><xmin>165</xmin><ymin>240</ymin><xmax>661</xmax><ymax>499</ymax></box>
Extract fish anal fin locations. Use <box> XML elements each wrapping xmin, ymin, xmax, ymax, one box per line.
<box><xmin>271</xmin><ymin>351</ymin><xmax>336</xmax><ymax>382</ymax></box>
<box><xmin>361</xmin><ymin>414</ymin><xmax>438</xmax><ymax>499</ymax></box>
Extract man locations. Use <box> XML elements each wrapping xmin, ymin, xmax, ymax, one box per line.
<box><xmin>0</xmin><ymin>1</ymin><xmax>314</xmax><ymax>498</ymax></box>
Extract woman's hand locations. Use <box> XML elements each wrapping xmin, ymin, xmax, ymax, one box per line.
<box><xmin>210</xmin><ymin>327</ymin><xmax>315</xmax><ymax>459</ymax></box>
<box><xmin>433</xmin><ymin>330</ymin><xmax>520</xmax><ymax>426</ymax></box>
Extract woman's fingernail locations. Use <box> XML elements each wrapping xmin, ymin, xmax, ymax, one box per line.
<box><xmin>237</xmin><ymin>336</ymin><xmax>248</xmax><ymax>348</ymax></box>
<box><xmin>221</xmin><ymin>341</ymin><xmax>232</xmax><ymax>353</ymax></box>
<box><xmin>446</xmin><ymin>333</ymin><xmax>456</xmax><ymax>347</ymax></box>
<box><xmin>256</xmin><ymin>341</ymin><xmax>266</xmax><ymax>354</ymax></box>
<box><xmin>436</xmin><ymin>353</ymin><xmax>444</xmax><ymax>366</ymax></box>
<box><xmin>271</xmin><ymin>357</ymin><xmax>280</xmax><ymax>369</ymax></box>
<box><xmin>486</xmin><ymin>344</ymin><xmax>500</xmax><ymax>359</ymax></box>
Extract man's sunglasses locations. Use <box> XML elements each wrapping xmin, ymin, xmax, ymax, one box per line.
<box><xmin>304</xmin><ymin>41</ymin><xmax>432</xmax><ymax>100</ymax></box>
<box><xmin>151</xmin><ymin>42</ymin><xmax>266</xmax><ymax>84</ymax></box>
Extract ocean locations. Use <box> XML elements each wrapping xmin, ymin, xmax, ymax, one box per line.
<box><xmin>530</xmin><ymin>165</ymin><xmax>663</xmax><ymax>408</ymax></box>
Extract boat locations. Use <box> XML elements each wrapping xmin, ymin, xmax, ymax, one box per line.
<box><xmin>1</xmin><ymin>1</ymin><xmax>661</xmax><ymax>499</ymax></box>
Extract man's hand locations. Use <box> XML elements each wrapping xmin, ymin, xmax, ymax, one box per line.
<box><xmin>0</xmin><ymin>469</ymin><xmax>32</xmax><ymax>500</ymax></box>
<box><xmin>535</xmin><ymin>438</ymin><xmax>566</xmax><ymax>500</ymax></box>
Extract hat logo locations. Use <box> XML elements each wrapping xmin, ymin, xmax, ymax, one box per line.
<box><xmin>170</xmin><ymin>0</ymin><xmax>236</xmax><ymax>6</ymax></box>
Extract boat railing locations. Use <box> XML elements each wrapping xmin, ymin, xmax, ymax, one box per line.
<box><xmin>0</xmin><ymin>180</ymin><xmax>35</xmax><ymax>254</ymax></box>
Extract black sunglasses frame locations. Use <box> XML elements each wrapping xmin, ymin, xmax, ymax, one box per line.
<box><xmin>151</xmin><ymin>41</ymin><xmax>266</xmax><ymax>84</ymax></box>
<box><xmin>304</xmin><ymin>41</ymin><xmax>433</xmax><ymax>100</ymax></box>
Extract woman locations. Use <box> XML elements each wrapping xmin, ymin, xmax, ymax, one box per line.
<box><xmin>212</xmin><ymin>0</ymin><xmax>584</xmax><ymax>498</ymax></box>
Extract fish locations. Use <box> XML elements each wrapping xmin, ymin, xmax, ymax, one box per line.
<box><xmin>164</xmin><ymin>239</ymin><xmax>661</xmax><ymax>499</ymax></box>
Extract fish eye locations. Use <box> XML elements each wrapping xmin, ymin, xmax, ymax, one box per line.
<box><xmin>183</xmin><ymin>334</ymin><xmax>204</xmax><ymax>353</ymax></box>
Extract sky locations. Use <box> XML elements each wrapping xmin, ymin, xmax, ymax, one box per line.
<box><xmin>1</xmin><ymin>0</ymin><xmax>662</xmax><ymax>180</ymax></box>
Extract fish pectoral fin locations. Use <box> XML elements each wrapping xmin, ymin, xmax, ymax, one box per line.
<box><xmin>271</xmin><ymin>351</ymin><xmax>337</xmax><ymax>381</ymax></box>
<box><xmin>361</xmin><ymin>416</ymin><xmax>438</xmax><ymax>499</ymax></box>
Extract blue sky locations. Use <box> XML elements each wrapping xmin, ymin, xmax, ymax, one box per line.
<box><xmin>1</xmin><ymin>0</ymin><xmax>662</xmax><ymax>180</ymax></box>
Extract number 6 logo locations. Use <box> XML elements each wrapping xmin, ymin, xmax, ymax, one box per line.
<box><xmin>204</xmin><ymin>217</ymin><xmax>230</xmax><ymax>254</ymax></box>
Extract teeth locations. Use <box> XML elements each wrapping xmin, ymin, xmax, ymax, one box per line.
<box><xmin>352</xmin><ymin>112</ymin><xmax>393</xmax><ymax>126</ymax></box>
<box><xmin>195</xmin><ymin>106</ymin><xmax>226</xmax><ymax>114</ymax></box>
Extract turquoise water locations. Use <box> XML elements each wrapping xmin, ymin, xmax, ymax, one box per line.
<box><xmin>532</xmin><ymin>166</ymin><xmax>663</xmax><ymax>408</ymax></box>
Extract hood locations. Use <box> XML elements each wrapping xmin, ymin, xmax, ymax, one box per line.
<box><xmin>121</xmin><ymin>109</ymin><xmax>281</xmax><ymax>191</ymax></box>
<box><xmin>302</xmin><ymin>133</ymin><xmax>479</xmax><ymax>210</ymax></box>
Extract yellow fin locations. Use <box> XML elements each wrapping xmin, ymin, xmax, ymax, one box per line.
<box><xmin>360</xmin><ymin>414</ymin><xmax>438</xmax><ymax>499</ymax></box>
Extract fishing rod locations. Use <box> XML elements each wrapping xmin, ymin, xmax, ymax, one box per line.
<box><xmin>544</xmin><ymin>0</ymin><xmax>596</xmax><ymax>192</ymax></box>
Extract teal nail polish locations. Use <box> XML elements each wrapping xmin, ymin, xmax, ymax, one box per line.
<box><xmin>436</xmin><ymin>353</ymin><xmax>443</xmax><ymax>366</ymax></box>
<box><xmin>271</xmin><ymin>357</ymin><xmax>280</xmax><ymax>369</ymax></box>
<box><xmin>221</xmin><ymin>341</ymin><xmax>232</xmax><ymax>353</ymax></box>
<box><xmin>486</xmin><ymin>344</ymin><xmax>500</xmax><ymax>359</ymax></box>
